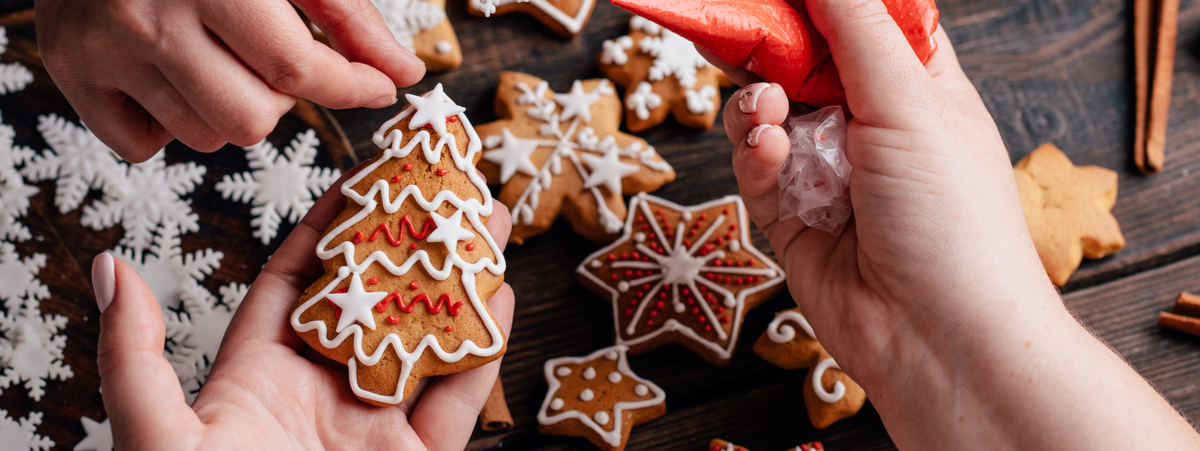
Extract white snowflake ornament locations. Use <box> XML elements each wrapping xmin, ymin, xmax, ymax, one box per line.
<box><xmin>165</xmin><ymin>282</ymin><xmax>246</xmax><ymax>383</ymax></box>
<box><xmin>109</xmin><ymin>221</ymin><xmax>223</xmax><ymax>314</ymax></box>
<box><xmin>0</xmin><ymin>410</ymin><xmax>53</xmax><ymax>451</ymax></box>
<box><xmin>0</xmin><ymin>27</ymin><xmax>33</xmax><ymax>96</ymax></box>
<box><xmin>82</xmin><ymin>151</ymin><xmax>206</xmax><ymax>253</ymax></box>
<box><xmin>22</xmin><ymin>114</ymin><xmax>122</xmax><ymax>213</ymax></box>
<box><xmin>0</xmin><ymin>242</ymin><xmax>49</xmax><ymax>310</ymax></box>
<box><xmin>0</xmin><ymin>298</ymin><xmax>73</xmax><ymax>401</ymax></box>
<box><xmin>216</xmin><ymin>129</ymin><xmax>341</xmax><ymax>244</ymax></box>
<box><xmin>73</xmin><ymin>417</ymin><xmax>112</xmax><ymax>451</ymax></box>
<box><xmin>0</xmin><ymin>116</ymin><xmax>39</xmax><ymax>242</ymax></box>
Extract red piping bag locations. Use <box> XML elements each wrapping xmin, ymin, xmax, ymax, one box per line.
<box><xmin>610</xmin><ymin>0</ymin><xmax>939</xmax><ymax>108</ymax></box>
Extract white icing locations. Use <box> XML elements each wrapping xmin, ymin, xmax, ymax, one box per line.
<box><xmin>556</xmin><ymin>366</ymin><xmax>572</xmax><ymax>377</ymax></box>
<box><xmin>636</xmin><ymin>21</ymin><xmax>708</xmax><ymax>89</ymax></box>
<box><xmin>582</xmin><ymin>366</ymin><xmax>596</xmax><ymax>380</ymax></box>
<box><xmin>426</xmin><ymin>209</ymin><xmax>476</xmax><ymax>253</ymax></box>
<box><xmin>468</xmin><ymin>0</ymin><xmax>596</xmax><ymax>34</ymax></box>
<box><xmin>555</xmin><ymin>80</ymin><xmax>603</xmax><ymax>122</ymax></box>
<box><xmin>591</xmin><ymin>260</ymin><xmax>602</xmax><ymax>268</ymax></box>
<box><xmin>580</xmin><ymin>147</ymin><xmax>639</xmax><ymax>195</ymax></box>
<box><xmin>291</xmin><ymin>84</ymin><xmax>506</xmax><ymax>405</ymax></box>
<box><xmin>625</xmin><ymin>82</ymin><xmax>662</xmax><ymax>121</ymax></box>
<box><xmin>481</xmin><ymin>128</ymin><xmax>539</xmax><ymax>184</ymax></box>
<box><xmin>370</xmin><ymin>0</ymin><xmax>446</xmax><ymax>53</ymax></box>
<box><xmin>550</xmin><ymin>397</ymin><xmax>564</xmax><ymax>410</ymax></box>
<box><xmin>767</xmin><ymin>310</ymin><xmax>816</xmax><ymax>343</ymax></box>
<box><xmin>594</xmin><ymin>411</ymin><xmax>610</xmax><ymax>425</ymax></box>
<box><xmin>580</xmin><ymin>388</ymin><xmax>595</xmax><ymax>401</ymax></box>
<box><xmin>618</xmin><ymin>281</ymin><xmax>629</xmax><ymax>292</ymax></box>
<box><xmin>600</xmin><ymin>36</ymin><xmax>634</xmax><ymax>65</ymax></box>
<box><xmin>684</xmin><ymin>85</ymin><xmax>717</xmax><ymax>114</ymax></box>
<box><xmin>435</xmin><ymin>40</ymin><xmax>452</xmax><ymax>54</ymax></box>
<box><xmin>812</xmin><ymin>357</ymin><xmax>846</xmax><ymax>403</ymax></box>
<box><xmin>574</xmin><ymin>194</ymin><xmax>786</xmax><ymax>362</ymax></box>
<box><xmin>682</xmin><ymin>211</ymin><xmax>692</xmax><ymax>221</ymax></box>
<box><xmin>729</xmin><ymin>239</ymin><xmax>740</xmax><ymax>252</ymax></box>
<box><xmin>633</xmin><ymin>232</ymin><xmax>645</xmax><ymax>243</ymax></box>
<box><xmin>538</xmin><ymin>345</ymin><xmax>666</xmax><ymax>447</ymax></box>
<box><xmin>608</xmin><ymin>371</ymin><xmax>622</xmax><ymax>383</ymax></box>
<box><xmin>325</xmin><ymin>272</ymin><xmax>388</xmax><ymax>332</ymax></box>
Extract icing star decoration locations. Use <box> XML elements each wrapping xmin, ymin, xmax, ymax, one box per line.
<box><xmin>538</xmin><ymin>345</ymin><xmax>666</xmax><ymax>451</ymax></box>
<box><xmin>1013</xmin><ymin>143</ymin><xmax>1124</xmax><ymax>286</ymax></box>
<box><xmin>405</xmin><ymin>84</ymin><xmax>467</xmax><ymax>136</ymax></box>
<box><xmin>325</xmin><ymin>272</ymin><xmax>389</xmax><ymax>332</ymax></box>
<box><xmin>576</xmin><ymin>194</ymin><xmax>786</xmax><ymax>365</ymax></box>
<box><xmin>426</xmin><ymin>209</ymin><xmax>476</xmax><ymax>253</ymax></box>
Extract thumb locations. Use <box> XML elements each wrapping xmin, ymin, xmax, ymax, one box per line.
<box><xmin>295</xmin><ymin>0</ymin><xmax>426</xmax><ymax>88</ymax></box>
<box><xmin>92</xmin><ymin>253</ymin><xmax>203</xmax><ymax>449</ymax></box>
<box><xmin>725</xmin><ymin>83</ymin><xmax>802</xmax><ymax>245</ymax></box>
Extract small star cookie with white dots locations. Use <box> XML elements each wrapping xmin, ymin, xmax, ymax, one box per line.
<box><xmin>538</xmin><ymin>345</ymin><xmax>665</xmax><ymax>451</ymax></box>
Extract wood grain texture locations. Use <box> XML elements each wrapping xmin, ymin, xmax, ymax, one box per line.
<box><xmin>5</xmin><ymin>0</ymin><xmax>1200</xmax><ymax>449</ymax></box>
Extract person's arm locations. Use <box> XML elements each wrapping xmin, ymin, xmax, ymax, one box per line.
<box><xmin>714</xmin><ymin>0</ymin><xmax>1200</xmax><ymax>447</ymax></box>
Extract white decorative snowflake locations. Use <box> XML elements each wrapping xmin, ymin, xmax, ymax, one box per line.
<box><xmin>73</xmin><ymin>417</ymin><xmax>112</xmax><ymax>451</ymax></box>
<box><xmin>372</xmin><ymin>0</ymin><xmax>445</xmax><ymax>53</ymax></box>
<box><xmin>634</xmin><ymin>18</ymin><xmax>709</xmax><ymax>90</ymax></box>
<box><xmin>0</xmin><ymin>409</ymin><xmax>53</xmax><ymax>451</ymax></box>
<box><xmin>216</xmin><ymin>129</ymin><xmax>340</xmax><ymax>244</ymax></box>
<box><xmin>82</xmin><ymin>151</ymin><xmax>206</xmax><ymax>253</ymax></box>
<box><xmin>0</xmin><ymin>242</ymin><xmax>49</xmax><ymax>310</ymax></box>
<box><xmin>0</xmin><ymin>298</ymin><xmax>73</xmax><ymax>401</ymax></box>
<box><xmin>165</xmin><ymin>282</ymin><xmax>246</xmax><ymax>383</ymax></box>
<box><xmin>0</xmin><ymin>27</ymin><xmax>33</xmax><ymax>95</ymax></box>
<box><xmin>22</xmin><ymin>114</ymin><xmax>122</xmax><ymax>213</ymax></box>
<box><xmin>109</xmin><ymin>221</ymin><xmax>223</xmax><ymax>314</ymax></box>
<box><xmin>0</xmin><ymin>115</ymin><xmax>40</xmax><ymax>243</ymax></box>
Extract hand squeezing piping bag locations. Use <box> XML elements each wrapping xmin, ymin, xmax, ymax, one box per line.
<box><xmin>609</xmin><ymin>0</ymin><xmax>940</xmax><ymax>108</ymax></box>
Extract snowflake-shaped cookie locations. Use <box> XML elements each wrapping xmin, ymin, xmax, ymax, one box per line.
<box><xmin>216</xmin><ymin>129</ymin><xmax>341</xmax><ymax>244</ymax></box>
<box><xmin>0</xmin><ymin>242</ymin><xmax>49</xmax><ymax>310</ymax></box>
<box><xmin>82</xmin><ymin>151</ymin><xmax>206</xmax><ymax>254</ymax></box>
<box><xmin>73</xmin><ymin>416</ymin><xmax>112</xmax><ymax>451</ymax></box>
<box><xmin>166</xmin><ymin>282</ymin><xmax>246</xmax><ymax>383</ymax></box>
<box><xmin>0</xmin><ymin>409</ymin><xmax>53</xmax><ymax>451</ymax></box>
<box><xmin>0</xmin><ymin>298</ymin><xmax>73</xmax><ymax>401</ymax></box>
<box><xmin>109</xmin><ymin>221</ymin><xmax>223</xmax><ymax>314</ymax></box>
<box><xmin>0</xmin><ymin>27</ymin><xmax>33</xmax><ymax>95</ymax></box>
<box><xmin>576</xmin><ymin>194</ymin><xmax>785</xmax><ymax>365</ymax></box>
<box><xmin>598</xmin><ymin>16</ymin><xmax>727</xmax><ymax>132</ymax></box>
<box><xmin>372</xmin><ymin>0</ymin><xmax>461</xmax><ymax>71</ymax></box>
<box><xmin>538</xmin><ymin>345</ymin><xmax>665</xmax><ymax>451</ymax></box>
<box><xmin>467</xmin><ymin>0</ymin><xmax>596</xmax><ymax>37</ymax></box>
<box><xmin>475</xmin><ymin>72</ymin><xmax>675</xmax><ymax>244</ymax></box>
<box><xmin>22</xmin><ymin>114</ymin><xmax>121</xmax><ymax>213</ymax></box>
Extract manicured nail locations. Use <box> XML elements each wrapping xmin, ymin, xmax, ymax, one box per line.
<box><xmin>747</xmin><ymin>124</ymin><xmax>772</xmax><ymax>148</ymax></box>
<box><xmin>367</xmin><ymin>95</ymin><xmax>397</xmax><ymax>109</ymax></box>
<box><xmin>738</xmin><ymin>83</ymin><xmax>772</xmax><ymax>114</ymax></box>
<box><xmin>92</xmin><ymin>253</ymin><xmax>115</xmax><ymax>313</ymax></box>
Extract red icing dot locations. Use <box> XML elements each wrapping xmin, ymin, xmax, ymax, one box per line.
<box><xmin>620</xmin><ymin>252</ymin><xmax>629</xmax><ymax>260</ymax></box>
<box><xmin>716</xmin><ymin>306</ymin><xmax>725</xmax><ymax>314</ymax></box>
<box><xmin>714</xmin><ymin>260</ymin><xmax>723</xmax><ymax>267</ymax></box>
<box><xmin>465</xmin><ymin>242</ymin><xmax>476</xmax><ymax>251</ymax></box>
<box><xmin>691</xmin><ymin>307</ymin><xmax>699</xmax><ymax>315</ymax></box>
<box><xmin>642</xmin><ymin>284</ymin><xmax>651</xmax><ymax>290</ymax></box>
<box><xmin>721</xmin><ymin>316</ymin><xmax>729</xmax><ymax>323</ymax></box>
<box><xmin>410</xmin><ymin>243</ymin><xmax>418</xmax><ymax>250</ymax></box>
<box><xmin>697</xmin><ymin>315</ymin><xmax>706</xmax><ymax>323</ymax></box>
<box><xmin>403</xmin><ymin>163</ymin><xmax>414</xmax><ymax>171</ymax></box>
<box><xmin>689</xmin><ymin>229</ymin><xmax>697</xmax><ymax>237</ymax></box>
<box><xmin>729</xmin><ymin>224</ymin><xmax>737</xmax><ymax>231</ymax></box>
<box><xmin>445</xmin><ymin>325</ymin><xmax>453</xmax><ymax>331</ymax></box>
<box><xmin>391</xmin><ymin>175</ymin><xmax>402</xmax><ymax>183</ymax></box>
<box><xmin>375</xmin><ymin>301</ymin><xmax>387</xmax><ymax>313</ymax></box>
<box><xmin>630</xmin><ymin>299</ymin><xmax>638</xmax><ymax>305</ymax></box>
<box><xmin>367</xmin><ymin>278</ymin><xmax>379</xmax><ymax>285</ymax></box>
<box><xmin>713</xmin><ymin>446</ymin><xmax>722</xmax><ymax>451</ymax></box>
<box><xmin>655</xmin><ymin>301</ymin><xmax>664</xmax><ymax>309</ymax></box>
<box><xmin>630</xmin><ymin>251</ymin><xmax>640</xmax><ymax>259</ymax></box>
<box><xmin>635</xmin><ymin>291</ymin><xmax>644</xmax><ymax>298</ymax></box>
<box><xmin>686</xmin><ymin>297</ymin><xmax>694</xmax><ymax>305</ymax></box>
<box><xmin>436</xmin><ymin>168</ymin><xmax>449</xmax><ymax>176</ymax></box>
<box><xmin>611</xmin><ymin>273</ymin><xmax>618</xmax><ymax>280</ymax></box>
<box><xmin>387</xmin><ymin>315</ymin><xmax>399</xmax><ymax>325</ymax></box>
<box><xmin>649</xmin><ymin>311</ymin><xmax>658</xmax><ymax>317</ymax></box>
<box><xmin>659</xmin><ymin>291</ymin><xmax>668</xmax><ymax>299</ymax></box>
<box><xmin>704</xmin><ymin>324</ymin><xmax>712</xmax><ymax>332</ymax></box>
<box><xmin>410</xmin><ymin>281</ymin><xmax>420</xmax><ymax>290</ymax></box>
<box><xmin>681</xmin><ymin>288</ymin><xmax>690</xmax><ymax>296</ymax></box>
<box><xmin>636</xmin><ymin>215</ymin><xmax>645</xmax><ymax>223</ymax></box>
<box><xmin>625</xmin><ymin>308</ymin><xmax>633</xmax><ymax>315</ymax></box>
<box><xmin>646</xmin><ymin>320</ymin><xmax>654</xmax><ymax>326</ymax></box>
<box><xmin>747</xmin><ymin>258</ymin><xmax>756</xmax><ymax>265</ymax></box>
<box><xmin>352</xmin><ymin>231</ymin><xmax>365</xmax><ymax>243</ymax></box>
<box><xmin>334</xmin><ymin>308</ymin><xmax>342</xmax><ymax>318</ymax></box>
<box><xmin>699</xmin><ymin>213</ymin><xmax>707</xmax><ymax>220</ymax></box>
<box><xmin>684</xmin><ymin>240</ymin><xmax>692</xmax><ymax>247</ymax></box>
<box><xmin>624</xmin><ymin>270</ymin><xmax>633</xmax><ymax>277</ymax></box>
<box><xmin>607</xmin><ymin>253</ymin><xmax>616</xmax><ymax>261</ymax></box>
<box><xmin>447</xmin><ymin>115</ymin><xmax>458</xmax><ymax>123</ymax></box>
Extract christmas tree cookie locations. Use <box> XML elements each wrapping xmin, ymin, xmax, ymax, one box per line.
<box><xmin>576</xmin><ymin>194</ymin><xmax>785</xmax><ymax>365</ymax></box>
<box><xmin>476</xmin><ymin>72</ymin><xmax>675</xmax><ymax>244</ymax></box>
<box><xmin>291</xmin><ymin>84</ymin><xmax>507</xmax><ymax>406</ymax></box>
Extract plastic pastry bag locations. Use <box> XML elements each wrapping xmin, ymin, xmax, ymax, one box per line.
<box><xmin>778</xmin><ymin>106</ymin><xmax>852</xmax><ymax>235</ymax></box>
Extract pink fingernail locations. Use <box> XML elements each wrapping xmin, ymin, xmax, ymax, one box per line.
<box><xmin>738</xmin><ymin>83</ymin><xmax>771</xmax><ymax>114</ymax></box>
<box><xmin>747</xmin><ymin>124</ymin><xmax>772</xmax><ymax>148</ymax></box>
<box><xmin>367</xmin><ymin>95</ymin><xmax>397</xmax><ymax>109</ymax></box>
<box><xmin>92</xmin><ymin>253</ymin><xmax>115</xmax><ymax>313</ymax></box>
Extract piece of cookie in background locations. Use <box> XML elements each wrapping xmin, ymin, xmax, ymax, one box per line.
<box><xmin>467</xmin><ymin>0</ymin><xmax>597</xmax><ymax>38</ymax></box>
<box><xmin>291</xmin><ymin>85</ymin><xmax>507</xmax><ymax>406</ymax></box>
<box><xmin>755</xmin><ymin>309</ymin><xmax>866</xmax><ymax>429</ymax></box>
<box><xmin>1013</xmin><ymin>143</ymin><xmax>1124</xmax><ymax>286</ymax></box>
<box><xmin>538</xmin><ymin>345</ymin><xmax>666</xmax><ymax>451</ymax></box>
<box><xmin>577</xmin><ymin>193</ymin><xmax>786</xmax><ymax>365</ymax></box>
<box><xmin>708</xmin><ymin>439</ymin><xmax>826</xmax><ymax>451</ymax></box>
<box><xmin>597</xmin><ymin>15</ymin><xmax>730</xmax><ymax>132</ymax></box>
<box><xmin>475</xmin><ymin>72</ymin><xmax>675</xmax><ymax>244</ymax></box>
<box><xmin>309</xmin><ymin>0</ymin><xmax>463</xmax><ymax>71</ymax></box>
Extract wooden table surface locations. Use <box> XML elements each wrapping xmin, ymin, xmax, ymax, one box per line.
<box><xmin>4</xmin><ymin>0</ymin><xmax>1200</xmax><ymax>449</ymax></box>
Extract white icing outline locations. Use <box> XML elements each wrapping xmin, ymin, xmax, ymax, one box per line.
<box><xmin>811</xmin><ymin>357</ymin><xmax>846</xmax><ymax>403</ymax></box>
<box><xmin>537</xmin><ymin>345</ymin><xmax>665</xmax><ymax>447</ymax></box>
<box><xmin>575</xmin><ymin>194</ymin><xmax>785</xmax><ymax>361</ymax></box>
<box><xmin>468</xmin><ymin>0</ymin><xmax>596</xmax><ymax>35</ymax></box>
<box><xmin>290</xmin><ymin>84</ymin><xmax>506</xmax><ymax>405</ymax></box>
<box><xmin>767</xmin><ymin>310</ymin><xmax>815</xmax><ymax>344</ymax></box>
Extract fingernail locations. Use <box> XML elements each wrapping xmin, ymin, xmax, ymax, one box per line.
<box><xmin>367</xmin><ymin>95</ymin><xmax>397</xmax><ymax>109</ymax></box>
<box><xmin>738</xmin><ymin>83</ymin><xmax>772</xmax><ymax>114</ymax></box>
<box><xmin>92</xmin><ymin>253</ymin><xmax>115</xmax><ymax>313</ymax></box>
<box><xmin>747</xmin><ymin>124</ymin><xmax>772</xmax><ymax>148</ymax></box>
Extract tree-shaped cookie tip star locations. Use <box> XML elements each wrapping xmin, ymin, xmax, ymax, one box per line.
<box><xmin>1014</xmin><ymin>143</ymin><xmax>1124</xmax><ymax>286</ymax></box>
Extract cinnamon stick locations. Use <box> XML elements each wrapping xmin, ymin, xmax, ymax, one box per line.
<box><xmin>479</xmin><ymin>376</ymin><xmax>513</xmax><ymax>431</ymax></box>
<box><xmin>1133</xmin><ymin>0</ymin><xmax>1152</xmax><ymax>172</ymax></box>
<box><xmin>1159</xmin><ymin>292</ymin><xmax>1200</xmax><ymax>337</ymax></box>
<box><xmin>1139</xmin><ymin>0</ymin><xmax>1180</xmax><ymax>174</ymax></box>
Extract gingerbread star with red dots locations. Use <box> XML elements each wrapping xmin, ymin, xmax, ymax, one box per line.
<box><xmin>576</xmin><ymin>193</ymin><xmax>786</xmax><ymax>365</ymax></box>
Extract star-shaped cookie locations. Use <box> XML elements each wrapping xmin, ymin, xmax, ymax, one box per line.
<box><xmin>708</xmin><ymin>439</ymin><xmax>826</xmax><ymax>451</ymax></box>
<box><xmin>476</xmin><ymin>72</ymin><xmax>675</xmax><ymax>244</ymax></box>
<box><xmin>576</xmin><ymin>194</ymin><xmax>786</xmax><ymax>365</ymax></box>
<box><xmin>538</xmin><ymin>345</ymin><xmax>666</xmax><ymax>451</ymax></box>
<box><xmin>598</xmin><ymin>15</ymin><xmax>730</xmax><ymax>132</ymax></box>
<box><xmin>1013</xmin><ymin>143</ymin><xmax>1124</xmax><ymax>286</ymax></box>
<box><xmin>467</xmin><ymin>0</ymin><xmax>597</xmax><ymax>37</ymax></box>
<box><xmin>753</xmin><ymin>309</ymin><xmax>866</xmax><ymax>430</ymax></box>
<box><xmin>311</xmin><ymin>0</ymin><xmax>462</xmax><ymax>71</ymax></box>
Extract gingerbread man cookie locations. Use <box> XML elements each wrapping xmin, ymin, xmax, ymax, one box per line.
<box><xmin>538</xmin><ymin>345</ymin><xmax>666</xmax><ymax>451</ymax></box>
<box><xmin>708</xmin><ymin>439</ymin><xmax>825</xmax><ymax>451</ymax></box>
<box><xmin>467</xmin><ymin>0</ymin><xmax>596</xmax><ymax>37</ymax></box>
<box><xmin>311</xmin><ymin>0</ymin><xmax>462</xmax><ymax>71</ymax></box>
<box><xmin>754</xmin><ymin>309</ymin><xmax>866</xmax><ymax>429</ymax></box>
<box><xmin>476</xmin><ymin>72</ymin><xmax>675</xmax><ymax>244</ymax></box>
<box><xmin>291</xmin><ymin>85</ymin><xmax>507</xmax><ymax>405</ymax></box>
<box><xmin>576</xmin><ymin>194</ymin><xmax>786</xmax><ymax>365</ymax></box>
<box><xmin>598</xmin><ymin>15</ymin><xmax>729</xmax><ymax>132</ymax></box>
<box><xmin>1013</xmin><ymin>143</ymin><xmax>1124</xmax><ymax>286</ymax></box>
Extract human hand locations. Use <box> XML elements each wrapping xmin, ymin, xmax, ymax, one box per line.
<box><xmin>89</xmin><ymin>169</ymin><xmax>512</xmax><ymax>450</ymax></box>
<box><xmin>36</xmin><ymin>0</ymin><xmax>425</xmax><ymax>163</ymax></box>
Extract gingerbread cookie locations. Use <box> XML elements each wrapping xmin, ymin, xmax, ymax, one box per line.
<box><xmin>576</xmin><ymin>194</ymin><xmax>785</xmax><ymax>365</ymax></box>
<box><xmin>538</xmin><ymin>345</ymin><xmax>666</xmax><ymax>451</ymax></box>
<box><xmin>754</xmin><ymin>309</ymin><xmax>866</xmax><ymax>429</ymax></box>
<box><xmin>291</xmin><ymin>84</ymin><xmax>507</xmax><ymax>406</ymax></box>
<box><xmin>598</xmin><ymin>15</ymin><xmax>728</xmax><ymax>132</ymax></box>
<box><xmin>312</xmin><ymin>0</ymin><xmax>462</xmax><ymax>71</ymax></box>
<box><xmin>467</xmin><ymin>0</ymin><xmax>596</xmax><ymax>38</ymax></box>
<box><xmin>708</xmin><ymin>439</ymin><xmax>825</xmax><ymax>451</ymax></box>
<box><xmin>476</xmin><ymin>72</ymin><xmax>675</xmax><ymax>244</ymax></box>
<box><xmin>1013</xmin><ymin>143</ymin><xmax>1124</xmax><ymax>286</ymax></box>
